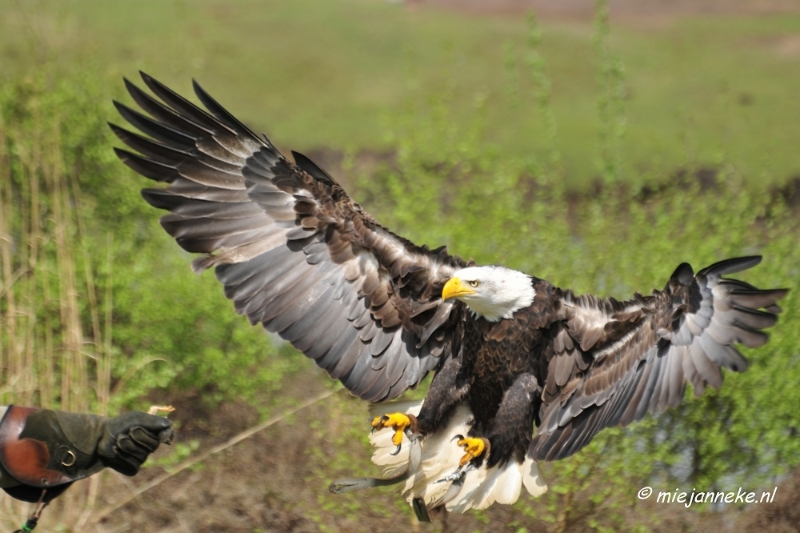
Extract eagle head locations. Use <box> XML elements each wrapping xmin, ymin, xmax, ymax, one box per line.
<box><xmin>442</xmin><ymin>266</ymin><xmax>535</xmax><ymax>322</ymax></box>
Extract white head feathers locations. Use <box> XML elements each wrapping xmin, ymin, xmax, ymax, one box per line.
<box><xmin>442</xmin><ymin>266</ymin><xmax>535</xmax><ymax>322</ymax></box>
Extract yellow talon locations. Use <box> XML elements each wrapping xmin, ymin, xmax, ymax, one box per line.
<box><xmin>456</xmin><ymin>437</ymin><xmax>486</xmax><ymax>466</ymax></box>
<box><xmin>371</xmin><ymin>413</ymin><xmax>411</xmax><ymax>448</ymax></box>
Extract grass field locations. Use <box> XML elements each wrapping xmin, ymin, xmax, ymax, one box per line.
<box><xmin>2</xmin><ymin>0</ymin><xmax>800</xmax><ymax>187</ymax></box>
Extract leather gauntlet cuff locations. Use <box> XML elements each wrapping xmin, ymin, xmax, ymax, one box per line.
<box><xmin>0</xmin><ymin>406</ymin><xmax>103</xmax><ymax>502</ymax></box>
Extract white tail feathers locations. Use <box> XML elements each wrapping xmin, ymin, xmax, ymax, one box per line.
<box><xmin>369</xmin><ymin>400</ymin><xmax>548</xmax><ymax>513</ymax></box>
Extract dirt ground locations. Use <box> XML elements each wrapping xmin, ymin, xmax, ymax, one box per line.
<box><xmin>81</xmin><ymin>366</ymin><xmax>800</xmax><ymax>533</ymax></box>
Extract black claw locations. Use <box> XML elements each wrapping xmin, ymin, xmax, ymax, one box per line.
<box><xmin>371</xmin><ymin>415</ymin><xmax>390</xmax><ymax>433</ymax></box>
<box><xmin>451</xmin><ymin>434</ymin><xmax>464</xmax><ymax>443</ymax></box>
<box><xmin>389</xmin><ymin>443</ymin><xmax>402</xmax><ymax>456</ymax></box>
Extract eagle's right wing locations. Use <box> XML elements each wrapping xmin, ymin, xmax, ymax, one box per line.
<box><xmin>532</xmin><ymin>257</ymin><xmax>786</xmax><ymax>461</ymax></box>
<box><xmin>111</xmin><ymin>73</ymin><xmax>467</xmax><ymax>402</ymax></box>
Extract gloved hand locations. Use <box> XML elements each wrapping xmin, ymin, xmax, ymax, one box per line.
<box><xmin>97</xmin><ymin>411</ymin><xmax>174</xmax><ymax>475</ymax></box>
<box><xmin>19</xmin><ymin>409</ymin><xmax>174</xmax><ymax>477</ymax></box>
<box><xmin>1</xmin><ymin>407</ymin><xmax>175</xmax><ymax>503</ymax></box>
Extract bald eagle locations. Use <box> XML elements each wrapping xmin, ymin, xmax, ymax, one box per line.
<box><xmin>111</xmin><ymin>73</ymin><xmax>786</xmax><ymax>518</ymax></box>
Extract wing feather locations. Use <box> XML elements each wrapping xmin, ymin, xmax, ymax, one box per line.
<box><xmin>532</xmin><ymin>256</ymin><xmax>786</xmax><ymax>461</ymax></box>
<box><xmin>113</xmin><ymin>74</ymin><xmax>467</xmax><ymax>402</ymax></box>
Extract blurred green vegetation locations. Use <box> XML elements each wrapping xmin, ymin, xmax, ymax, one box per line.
<box><xmin>0</xmin><ymin>71</ymin><xmax>303</xmax><ymax>413</ymax></box>
<box><xmin>2</xmin><ymin>0</ymin><xmax>800</xmax><ymax>187</ymax></box>
<box><xmin>1</xmin><ymin>1</ymin><xmax>799</xmax><ymax>531</ymax></box>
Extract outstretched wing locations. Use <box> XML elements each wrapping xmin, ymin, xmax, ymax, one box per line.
<box><xmin>532</xmin><ymin>256</ymin><xmax>786</xmax><ymax>461</ymax></box>
<box><xmin>111</xmin><ymin>73</ymin><xmax>467</xmax><ymax>403</ymax></box>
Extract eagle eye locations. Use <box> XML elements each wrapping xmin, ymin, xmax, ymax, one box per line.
<box><xmin>468</xmin><ymin>280</ymin><xmax>480</xmax><ymax>288</ymax></box>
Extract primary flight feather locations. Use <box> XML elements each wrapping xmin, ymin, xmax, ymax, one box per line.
<box><xmin>111</xmin><ymin>73</ymin><xmax>786</xmax><ymax>518</ymax></box>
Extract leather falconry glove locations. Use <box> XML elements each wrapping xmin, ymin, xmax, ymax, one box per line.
<box><xmin>0</xmin><ymin>406</ymin><xmax>174</xmax><ymax>503</ymax></box>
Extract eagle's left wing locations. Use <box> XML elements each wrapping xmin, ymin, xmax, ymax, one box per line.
<box><xmin>531</xmin><ymin>256</ymin><xmax>786</xmax><ymax>461</ymax></box>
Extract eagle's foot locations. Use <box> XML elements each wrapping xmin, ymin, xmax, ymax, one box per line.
<box><xmin>371</xmin><ymin>413</ymin><xmax>412</xmax><ymax>455</ymax></box>
<box><xmin>455</xmin><ymin>435</ymin><xmax>488</xmax><ymax>466</ymax></box>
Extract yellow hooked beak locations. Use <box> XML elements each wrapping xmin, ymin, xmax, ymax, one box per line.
<box><xmin>442</xmin><ymin>277</ymin><xmax>476</xmax><ymax>301</ymax></box>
